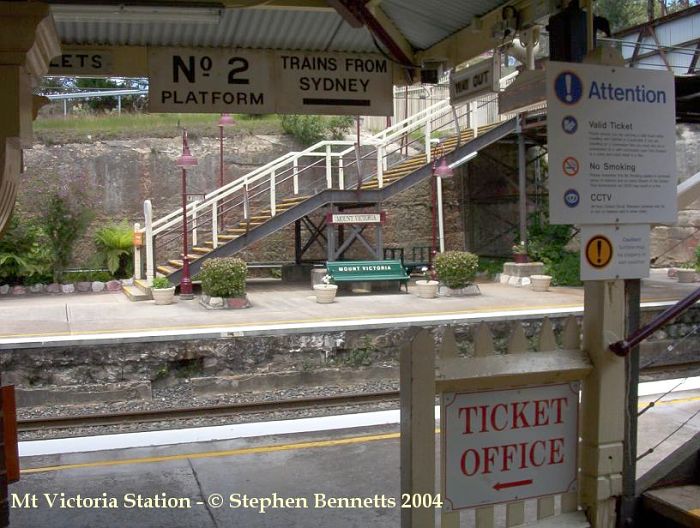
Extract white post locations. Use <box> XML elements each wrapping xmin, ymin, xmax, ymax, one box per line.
<box><xmin>243</xmin><ymin>179</ymin><xmax>250</xmax><ymax>220</ymax></box>
<box><xmin>191</xmin><ymin>205</ymin><xmax>198</xmax><ymax>247</ymax></box>
<box><xmin>425</xmin><ymin>113</ymin><xmax>432</xmax><ymax>163</ymax></box>
<box><xmin>376</xmin><ymin>144</ymin><xmax>384</xmax><ymax>189</ymax></box>
<box><xmin>211</xmin><ymin>201</ymin><xmax>218</xmax><ymax>248</ymax></box>
<box><xmin>325</xmin><ymin>144</ymin><xmax>332</xmax><ymax>188</ymax></box>
<box><xmin>338</xmin><ymin>157</ymin><xmax>344</xmax><ymax>189</ymax></box>
<box><xmin>270</xmin><ymin>169</ymin><xmax>276</xmax><ymax>216</ymax></box>
<box><xmin>144</xmin><ymin>200</ymin><xmax>154</xmax><ymax>285</ymax></box>
<box><xmin>470</xmin><ymin>101</ymin><xmax>479</xmax><ymax>137</ymax></box>
<box><xmin>437</xmin><ymin>176</ymin><xmax>445</xmax><ymax>253</ymax></box>
<box><xmin>293</xmin><ymin>156</ymin><xmax>299</xmax><ymax>195</ymax></box>
<box><xmin>133</xmin><ymin>222</ymin><xmax>142</xmax><ymax>280</ymax></box>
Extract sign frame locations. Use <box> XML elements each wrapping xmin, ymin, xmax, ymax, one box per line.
<box><xmin>441</xmin><ymin>382</ymin><xmax>579</xmax><ymax>512</ymax></box>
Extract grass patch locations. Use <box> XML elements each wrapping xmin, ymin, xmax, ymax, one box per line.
<box><xmin>34</xmin><ymin>112</ymin><xmax>284</xmax><ymax>144</ymax></box>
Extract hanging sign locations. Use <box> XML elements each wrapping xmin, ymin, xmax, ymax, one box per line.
<box><xmin>449</xmin><ymin>55</ymin><xmax>501</xmax><ymax>105</ymax></box>
<box><xmin>325</xmin><ymin>212</ymin><xmax>385</xmax><ymax>224</ymax></box>
<box><xmin>547</xmin><ymin>61</ymin><xmax>676</xmax><ymax>225</ymax></box>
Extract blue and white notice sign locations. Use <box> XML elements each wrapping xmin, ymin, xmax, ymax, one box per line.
<box><xmin>547</xmin><ymin>62</ymin><xmax>677</xmax><ymax>225</ymax></box>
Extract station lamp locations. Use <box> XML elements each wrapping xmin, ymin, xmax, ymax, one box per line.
<box><xmin>176</xmin><ymin>129</ymin><xmax>198</xmax><ymax>300</ymax></box>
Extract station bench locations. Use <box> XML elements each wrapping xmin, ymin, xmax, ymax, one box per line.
<box><xmin>325</xmin><ymin>260</ymin><xmax>409</xmax><ymax>292</ymax></box>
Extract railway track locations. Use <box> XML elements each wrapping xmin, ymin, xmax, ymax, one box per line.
<box><xmin>17</xmin><ymin>390</ymin><xmax>400</xmax><ymax>432</ymax></box>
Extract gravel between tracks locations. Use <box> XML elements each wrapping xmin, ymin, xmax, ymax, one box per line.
<box><xmin>18</xmin><ymin>380</ymin><xmax>401</xmax><ymax>441</ymax></box>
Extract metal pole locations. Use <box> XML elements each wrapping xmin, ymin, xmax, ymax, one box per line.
<box><xmin>518</xmin><ymin>120</ymin><xmax>527</xmax><ymax>244</ymax></box>
<box><xmin>620</xmin><ymin>279</ymin><xmax>641</xmax><ymax>528</ymax></box>
<box><xmin>180</xmin><ymin>164</ymin><xmax>193</xmax><ymax>299</ymax></box>
<box><xmin>437</xmin><ymin>176</ymin><xmax>445</xmax><ymax>253</ymax></box>
<box><xmin>219</xmin><ymin>124</ymin><xmax>224</xmax><ymax>230</ymax></box>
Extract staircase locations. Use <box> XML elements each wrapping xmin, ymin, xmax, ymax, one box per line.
<box><xmin>130</xmin><ymin>79</ymin><xmax>525</xmax><ymax>297</ymax></box>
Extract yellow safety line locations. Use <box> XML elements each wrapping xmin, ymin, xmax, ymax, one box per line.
<box><xmin>0</xmin><ymin>303</ymin><xmax>586</xmax><ymax>339</ymax></box>
<box><xmin>21</xmin><ymin>432</ymin><xmax>402</xmax><ymax>475</ymax></box>
<box><xmin>20</xmin><ymin>393</ymin><xmax>700</xmax><ymax>476</ymax></box>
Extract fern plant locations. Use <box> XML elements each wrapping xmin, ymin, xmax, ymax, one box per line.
<box><xmin>94</xmin><ymin>222</ymin><xmax>134</xmax><ymax>278</ymax></box>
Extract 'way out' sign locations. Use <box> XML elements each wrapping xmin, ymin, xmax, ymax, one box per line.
<box><xmin>148</xmin><ymin>48</ymin><xmax>393</xmax><ymax>116</ymax></box>
<box><xmin>442</xmin><ymin>383</ymin><xmax>579</xmax><ymax>511</ymax></box>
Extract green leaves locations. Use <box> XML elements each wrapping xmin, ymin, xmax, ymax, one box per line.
<box><xmin>198</xmin><ymin>257</ymin><xmax>247</xmax><ymax>298</ymax></box>
<box><xmin>435</xmin><ymin>251</ymin><xmax>479</xmax><ymax>289</ymax></box>
<box><xmin>94</xmin><ymin>222</ymin><xmax>134</xmax><ymax>277</ymax></box>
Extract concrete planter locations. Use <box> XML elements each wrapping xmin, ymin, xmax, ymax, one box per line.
<box><xmin>152</xmin><ymin>287</ymin><xmax>176</xmax><ymax>305</ymax></box>
<box><xmin>313</xmin><ymin>284</ymin><xmax>338</xmax><ymax>304</ymax></box>
<box><xmin>415</xmin><ymin>280</ymin><xmax>439</xmax><ymax>299</ymax></box>
<box><xmin>530</xmin><ymin>274</ymin><xmax>553</xmax><ymax>292</ymax></box>
<box><xmin>200</xmin><ymin>294</ymin><xmax>251</xmax><ymax>309</ymax></box>
<box><xmin>676</xmin><ymin>269</ymin><xmax>697</xmax><ymax>283</ymax></box>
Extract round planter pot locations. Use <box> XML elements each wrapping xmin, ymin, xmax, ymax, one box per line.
<box><xmin>513</xmin><ymin>254</ymin><xmax>529</xmax><ymax>264</ymax></box>
<box><xmin>676</xmin><ymin>269</ymin><xmax>697</xmax><ymax>283</ymax></box>
<box><xmin>313</xmin><ymin>284</ymin><xmax>338</xmax><ymax>304</ymax></box>
<box><xmin>415</xmin><ymin>279</ymin><xmax>439</xmax><ymax>299</ymax></box>
<box><xmin>530</xmin><ymin>274</ymin><xmax>552</xmax><ymax>292</ymax></box>
<box><xmin>152</xmin><ymin>287</ymin><xmax>176</xmax><ymax>305</ymax></box>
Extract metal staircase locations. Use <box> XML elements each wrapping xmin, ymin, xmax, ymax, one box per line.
<box><xmin>130</xmin><ymin>75</ymin><xmax>529</xmax><ymax>297</ymax></box>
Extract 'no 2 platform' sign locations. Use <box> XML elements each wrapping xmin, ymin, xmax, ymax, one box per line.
<box><xmin>442</xmin><ymin>383</ymin><xmax>579</xmax><ymax>511</ymax></box>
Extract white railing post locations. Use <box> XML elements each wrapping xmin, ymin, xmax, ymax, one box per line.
<box><xmin>425</xmin><ymin>109</ymin><xmax>432</xmax><ymax>163</ymax></box>
<box><xmin>293</xmin><ymin>156</ymin><xmax>299</xmax><ymax>195</ymax></box>
<box><xmin>211</xmin><ymin>201</ymin><xmax>218</xmax><ymax>248</ymax></box>
<box><xmin>338</xmin><ymin>157</ymin><xmax>344</xmax><ymax>190</ymax></box>
<box><xmin>376</xmin><ymin>144</ymin><xmax>384</xmax><ymax>189</ymax></box>
<box><xmin>133</xmin><ymin>222</ymin><xmax>142</xmax><ymax>280</ymax></box>
<box><xmin>191</xmin><ymin>205</ymin><xmax>198</xmax><ymax>247</ymax></box>
<box><xmin>471</xmin><ymin>101</ymin><xmax>479</xmax><ymax>137</ymax></box>
<box><xmin>244</xmin><ymin>179</ymin><xmax>250</xmax><ymax>220</ymax></box>
<box><xmin>144</xmin><ymin>200</ymin><xmax>154</xmax><ymax>285</ymax></box>
<box><xmin>270</xmin><ymin>170</ymin><xmax>276</xmax><ymax>216</ymax></box>
<box><xmin>325</xmin><ymin>144</ymin><xmax>332</xmax><ymax>188</ymax></box>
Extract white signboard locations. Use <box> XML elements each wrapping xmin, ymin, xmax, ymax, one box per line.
<box><xmin>48</xmin><ymin>51</ymin><xmax>112</xmax><ymax>75</ymax></box>
<box><xmin>449</xmin><ymin>56</ymin><xmax>500</xmax><ymax>105</ymax></box>
<box><xmin>148</xmin><ymin>48</ymin><xmax>393</xmax><ymax>116</ymax></box>
<box><xmin>327</xmin><ymin>213</ymin><xmax>384</xmax><ymax>224</ymax></box>
<box><xmin>442</xmin><ymin>383</ymin><xmax>579</xmax><ymax>511</ymax></box>
<box><xmin>547</xmin><ymin>62</ymin><xmax>676</xmax><ymax>225</ymax></box>
<box><xmin>580</xmin><ymin>224</ymin><xmax>650</xmax><ymax>280</ymax></box>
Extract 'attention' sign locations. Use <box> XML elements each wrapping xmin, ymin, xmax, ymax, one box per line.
<box><xmin>442</xmin><ymin>383</ymin><xmax>579</xmax><ymax>511</ymax></box>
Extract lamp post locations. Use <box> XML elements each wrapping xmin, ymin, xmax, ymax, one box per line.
<box><xmin>217</xmin><ymin>113</ymin><xmax>235</xmax><ymax>229</ymax></box>
<box><xmin>431</xmin><ymin>151</ymin><xmax>454</xmax><ymax>263</ymax></box>
<box><xmin>176</xmin><ymin>128</ymin><xmax>198</xmax><ymax>300</ymax></box>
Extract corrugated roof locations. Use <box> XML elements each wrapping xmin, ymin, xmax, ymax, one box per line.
<box><xmin>55</xmin><ymin>7</ymin><xmax>377</xmax><ymax>52</ymax></box>
<box><xmin>380</xmin><ymin>0</ymin><xmax>504</xmax><ymax>50</ymax></box>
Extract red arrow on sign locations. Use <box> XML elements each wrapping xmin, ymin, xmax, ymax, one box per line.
<box><xmin>493</xmin><ymin>479</ymin><xmax>533</xmax><ymax>491</ymax></box>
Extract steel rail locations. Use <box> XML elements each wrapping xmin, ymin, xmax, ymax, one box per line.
<box><xmin>17</xmin><ymin>390</ymin><xmax>400</xmax><ymax>432</ymax></box>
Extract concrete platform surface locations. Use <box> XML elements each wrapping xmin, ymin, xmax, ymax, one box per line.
<box><xmin>0</xmin><ymin>270</ymin><xmax>690</xmax><ymax>342</ymax></box>
<box><xmin>9</xmin><ymin>388</ymin><xmax>699</xmax><ymax>528</ymax></box>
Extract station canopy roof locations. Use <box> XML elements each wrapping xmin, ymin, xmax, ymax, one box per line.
<box><xmin>46</xmin><ymin>0</ymin><xmax>538</xmax><ymax>76</ymax></box>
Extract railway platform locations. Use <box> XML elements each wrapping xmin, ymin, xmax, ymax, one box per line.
<box><xmin>9</xmin><ymin>385</ymin><xmax>700</xmax><ymax>528</ymax></box>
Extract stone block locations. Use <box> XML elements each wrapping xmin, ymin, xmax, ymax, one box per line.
<box><xmin>76</xmin><ymin>281</ymin><xmax>92</xmax><ymax>293</ymax></box>
<box><xmin>120</xmin><ymin>277</ymin><xmax>134</xmax><ymax>287</ymax></box>
<box><xmin>106</xmin><ymin>280</ymin><xmax>122</xmax><ymax>292</ymax></box>
<box><xmin>0</xmin><ymin>284</ymin><xmax>10</xmax><ymax>295</ymax></box>
<box><xmin>61</xmin><ymin>283</ymin><xmax>75</xmax><ymax>294</ymax></box>
<box><xmin>11</xmin><ymin>286</ymin><xmax>26</xmax><ymax>295</ymax></box>
<box><xmin>311</xmin><ymin>268</ymin><xmax>327</xmax><ymax>288</ymax></box>
<box><xmin>16</xmin><ymin>381</ymin><xmax>152</xmax><ymax>408</ymax></box>
<box><xmin>209</xmin><ymin>296</ymin><xmax>224</xmax><ymax>308</ymax></box>
<box><xmin>502</xmin><ymin>262</ymin><xmax>545</xmax><ymax>278</ymax></box>
<box><xmin>46</xmin><ymin>283</ymin><xmax>61</xmax><ymax>294</ymax></box>
<box><xmin>28</xmin><ymin>284</ymin><xmax>45</xmax><ymax>294</ymax></box>
<box><xmin>91</xmin><ymin>281</ymin><xmax>106</xmax><ymax>292</ymax></box>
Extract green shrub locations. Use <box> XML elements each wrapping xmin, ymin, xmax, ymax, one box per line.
<box><xmin>151</xmin><ymin>276</ymin><xmax>172</xmax><ymax>289</ymax></box>
<box><xmin>43</xmin><ymin>192</ymin><xmax>93</xmax><ymax>282</ymax></box>
<box><xmin>543</xmin><ymin>251</ymin><xmax>582</xmax><ymax>287</ymax></box>
<box><xmin>326</xmin><ymin>116</ymin><xmax>354</xmax><ymax>140</ymax></box>
<box><xmin>94</xmin><ymin>222</ymin><xmax>134</xmax><ymax>278</ymax></box>
<box><xmin>198</xmin><ymin>257</ymin><xmax>247</xmax><ymax>298</ymax></box>
<box><xmin>527</xmin><ymin>210</ymin><xmax>581</xmax><ymax>287</ymax></box>
<box><xmin>435</xmin><ymin>251</ymin><xmax>479</xmax><ymax>289</ymax></box>
<box><xmin>281</xmin><ymin>115</ymin><xmax>326</xmax><ymax>146</ymax></box>
<box><xmin>63</xmin><ymin>270</ymin><xmax>113</xmax><ymax>283</ymax></box>
<box><xmin>0</xmin><ymin>213</ymin><xmax>53</xmax><ymax>284</ymax></box>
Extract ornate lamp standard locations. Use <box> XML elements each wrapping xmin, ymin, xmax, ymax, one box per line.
<box><xmin>217</xmin><ymin>113</ymin><xmax>235</xmax><ymax>230</ymax></box>
<box><xmin>176</xmin><ymin>129</ymin><xmax>198</xmax><ymax>300</ymax></box>
<box><xmin>430</xmin><ymin>151</ymin><xmax>454</xmax><ymax>271</ymax></box>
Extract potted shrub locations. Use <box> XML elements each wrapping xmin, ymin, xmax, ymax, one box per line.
<box><xmin>151</xmin><ymin>276</ymin><xmax>176</xmax><ymax>305</ymax></box>
<box><xmin>676</xmin><ymin>263</ymin><xmax>696</xmax><ymax>283</ymax></box>
<box><xmin>530</xmin><ymin>274</ymin><xmax>553</xmax><ymax>292</ymax></box>
<box><xmin>415</xmin><ymin>266</ymin><xmax>439</xmax><ymax>299</ymax></box>
<box><xmin>435</xmin><ymin>251</ymin><xmax>479</xmax><ymax>295</ymax></box>
<box><xmin>198</xmin><ymin>257</ymin><xmax>249</xmax><ymax>308</ymax></box>
<box><xmin>512</xmin><ymin>241</ymin><xmax>529</xmax><ymax>263</ymax></box>
<box><xmin>313</xmin><ymin>274</ymin><xmax>338</xmax><ymax>304</ymax></box>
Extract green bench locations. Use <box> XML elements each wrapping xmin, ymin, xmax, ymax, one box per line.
<box><xmin>325</xmin><ymin>260</ymin><xmax>409</xmax><ymax>292</ymax></box>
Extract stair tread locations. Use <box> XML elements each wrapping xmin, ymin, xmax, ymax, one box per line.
<box><xmin>122</xmin><ymin>284</ymin><xmax>152</xmax><ymax>302</ymax></box>
<box><xmin>192</xmin><ymin>247</ymin><xmax>211</xmax><ymax>254</ymax></box>
<box><xmin>644</xmin><ymin>485</ymin><xmax>700</xmax><ymax>525</ymax></box>
<box><xmin>157</xmin><ymin>265</ymin><xmax>178</xmax><ymax>275</ymax></box>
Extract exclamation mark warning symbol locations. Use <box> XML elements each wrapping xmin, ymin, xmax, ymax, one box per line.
<box><xmin>586</xmin><ymin>235</ymin><xmax>613</xmax><ymax>269</ymax></box>
<box><xmin>565</xmin><ymin>74</ymin><xmax>573</xmax><ymax>103</ymax></box>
